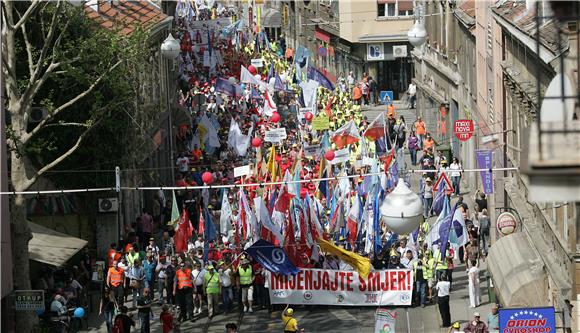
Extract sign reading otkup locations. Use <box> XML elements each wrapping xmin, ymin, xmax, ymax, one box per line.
<box><xmin>499</xmin><ymin>307</ymin><xmax>555</xmax><ymax>333</ymax></box>
<box><xmin>14</xmin><ymin>290</ymin><xmax>44</xmax><ymax>311</ymax></box>
<box><xmin>269</xmin><ymin>268</ymin><xmax>413</xmax><ymax>306</ymax></box>
<box><xmin>454</xmin><ymin>119</ymin><xmax>474</xmax><ymax>141</ymax></box>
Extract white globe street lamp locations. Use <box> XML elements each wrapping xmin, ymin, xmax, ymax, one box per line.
<box><xmin>160</xmin><ymin>33</ymin><xmax>180</xmax><ymax>59</ymax></box>
<box><xmin>407</xmin><ymin>21</ymin><xmax>427</xmax><ymax>47</ymax></box>
<box><xmin>380</xmin><ymin>179</ymin><xmax>424</xmax><ymax>235</ymax></box>
<box><xmin>408</xmin><ymin>2</ymin><xmax>427</xmax><ymax>47</ymax></box>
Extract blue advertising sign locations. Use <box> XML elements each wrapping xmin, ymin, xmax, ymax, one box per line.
<box><xmin>475</xmin><ymin>149</ymin><xmax>494</xmax><ymax>194</ymax></box>
<box><xmin>499</xmin><ymin>307</ymin><xmax>555</xmax><ymax>333</ymax></box>
<box><xmin>379</xmin><ymin>91</ymin><xmax>394</xmax><ymax>105</ymax></box>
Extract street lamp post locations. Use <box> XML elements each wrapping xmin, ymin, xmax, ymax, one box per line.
<box><xmin>161</xmin><ymin>33</ymin><xmax>180</xmax><ymax>185</ymax></box>
<box><xmin>379</xmin><ymin>179</ymin><xmax>424</xmax><ymax>236</ymax></box>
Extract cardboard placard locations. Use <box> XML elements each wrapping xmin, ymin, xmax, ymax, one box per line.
<box><xmin>234</xmin><ymin>165</ymin><xmax>252</xmax><ymax>178</ymax></box>
<box><xmin>264</xmin><ymin>128</ymin><xmax>287</xmax><ymax>143</ymax></box>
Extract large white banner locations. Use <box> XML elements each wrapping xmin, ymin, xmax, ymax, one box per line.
<box><xmin>269</xmin><ymin>268</ymin><xmax>413</xmax><ymax>306</ymax></box>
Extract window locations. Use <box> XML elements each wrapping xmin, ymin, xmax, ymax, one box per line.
<box><xmin>378</xmin><ymin>0</ymin><xmax>413</xmax><ymax>18</ymax></box>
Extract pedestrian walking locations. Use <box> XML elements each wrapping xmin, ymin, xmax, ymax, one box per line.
<box><xmin>468</xmin><ymin>260</ymin><xmax>481</xmax><ymax>308</ymax></box>
<box><xmin>449</xmin><ymin>157</ymin><xmax>462</xmax><ymax>195</ymax></box>
<box><xmin>413</xmin><ymin>255</ymin><xmax>428</xmax><ymax>307</ymax></box>
<box><xmin>136</xmin><ymin>288</ymin><xmax>152</xmax><ymax>333</ymax></box>
<box><xmin>107</xmin><ymin>260</ymin><xmax>126</xmax><ymax>306</ymax></box>
<box><xmin>238</xmin><ymin>258</ymin><xmax>254</xmax><ymax>312</ymax></box>
<box><xmin>407</xmin><ymin>81</ymin><xmax>417</xmax><ymax>109</ymax></box>
<box><xmin>129</xmin><ymin>260</ymin><xmax>145</xmax><ymax>309</ymax></box>
<box><xmin>159</xmin><ymin>305</ymin><xmax>173</xmax><ymax>333</ymax></box>
<box><xmin>463</xmin><ymin>312</ymin><xmax>488</xmax><ymax>333</ymax></box>
<box><xmin>218</xmin><ymin>260</ymin><xmax>234</xmax><ymax>313</ymax></box>
<box><xmin>436</xmin><ymin>274</ymin><xmax>451</xmax><ymax>328</ymax></box>
<box><xmin>478</xmin><ymin>209</ymin><xmax>490</xmax><ymax>254</ymax></box>
<box><xmin>487</xmin><ymin>304</ymin><xmax>499</xmax><ymax>331</ymax></box>
<box><xmin>192</xmin><ymin>261</ymin><xmax>205</xmax><ymax>315</ymax></box>
<box><xmin>203</xmin><ymin>264</ymin><xmax>220</xmax><ymax>318</ymax></box>
<box><xmin>413</xmin><ymin>116</ymin><xmax>426</xmax><ymax>149</ymax></box>
<box><xmin>408</xmin><ymin>131</ymin><xmax>419</xmax><ymax>166</ymax></box>
<box><xmin>99</xmin><ymin>286</ymin><xmax>116</xmax><ymax>333</ymax></box>
<box><xmin>423</xmin><ymin>178</ymin><xmax>433</xmax><ymax>218</ymax></box>
<box><xmin>173</xmin><ymin>262</ymin><xmax>194</xmax><ymax>322</ymax></box>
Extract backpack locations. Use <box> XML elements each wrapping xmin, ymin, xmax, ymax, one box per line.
<box><xmin>112</xmin><ymin>317</ymin><xmax>124</xmax><ymax>333</ymax></box>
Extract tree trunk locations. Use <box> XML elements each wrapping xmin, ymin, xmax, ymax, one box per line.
<box><xmin>11</xmin><ymin>193</ymin><xmax>36</xmax><ymax>332</ymax></box>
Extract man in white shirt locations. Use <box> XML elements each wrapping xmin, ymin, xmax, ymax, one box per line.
<box><xmin>449</xmin><ymin>157</ymin><xmax>463</xmax><ymax>195</ymax></box>
<box><xmin>176</xmin><ymin>153</ymin><xmax>190</xmax><ymax>174</ymax></box>
<box><xmin>218</xmin><ymin>261</ymin><xmax>234</xmax><ymax>313</ymax></box>
<box><xmin>155</xmin><ymin>256</ymin><xmax>169</xmax><ymax>304</ymax></box>
<box><xmin>192</xmin><ymin>262</ymin><xmax>205</xmax><ymax>315</ymax></box>
<box><xmin>436</xmin><ymin>274</ymin><xmax>451</xmax><ymax>327</ymax></box>
<box><xmin>400</xmin><ymin>250</ymin><xmax>416</xmax><ymax>269</ymax></box>
<box><xmin>347</xmin><ymin>71</ymin><xmax>355</xmax><ymax>90</ymax></box>
<box><xmin>50</xmin><ymin>293</ymin><xmax>68</xmax><ymax>316</ymax></box>
<box><xmin>407</xmin><ymin>82</ymin><xmax>417</xmax><ymax>108</ymax></box>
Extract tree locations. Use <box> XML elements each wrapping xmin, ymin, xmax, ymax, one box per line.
<box><xmin>1</xmin><ymin>1</ymin><xmax>148</xmax><ymax>330</ymax></box>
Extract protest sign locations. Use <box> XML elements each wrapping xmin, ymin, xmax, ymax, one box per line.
<box><xmin>331</xmin><ymin>148</ymin><xmax>350</xmax><ymax>164</ymax></box>
<box><xmin>269</xmin><ymin>268</ymin><xmax>413</xmax><ymax>306</ymax></box>
<box><xmin>264</xmin><ymin>128</ymin><xmax>287</xmax><ymax>143</ymax></box>
<box><xmin>312</xmin><ymin>114</ymin><xmax>330</xmax><ymax>130</ymax></box>
<box><xmin>304</xmin><ymin>144</ymin><xmax>321</xmax><ymax>158</ymax></box>
<box><xmin>234</xmin><ymin>165</ymin><xmax>251</xmax><ymax>178</ymax></box>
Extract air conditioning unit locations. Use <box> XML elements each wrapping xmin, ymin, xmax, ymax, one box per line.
<box><xmin>28</xmin><ymin>107</ymin><xmax>48</xmax><ymax>123</ymax></box>
<box><xmin>393</xmin><ymin>45</ymin><xmax>408</xmax><ymax>58</ymax></box>
<box><xmin>98</xmin><ymin>198</ymin><xmax>119</xmax><ymax>213</ymax></box>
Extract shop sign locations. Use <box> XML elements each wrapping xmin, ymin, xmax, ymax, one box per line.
<box><xmin>14</xmin><ymin>290</ymin><xmax>44</xmax><ymax>311</ymax></box>
<box><xmin>367</xmin><ymin>44</ymin><xmax>384</xmax><ymax>61</ymax></box>
<box><xmin>454</xmin><ymin>119</ymin><xmax>474</xmax><ymax>141</ymax></box>
<box><xmin>499</xmin><ymin>307</ymin><xmax>555</xmax><ymax>333</ymax></box>
<box><xmin>496</xmin><ymin>212</ymin><xmax>518</xmax><ymax>236</ymax></box>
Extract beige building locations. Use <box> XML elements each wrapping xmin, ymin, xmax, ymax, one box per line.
<box><xmin>273</xmin><ymin>0</ymin><xmax>413</xmax><ymax>97</ymax></box>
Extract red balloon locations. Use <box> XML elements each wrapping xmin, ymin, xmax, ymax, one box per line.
<box><xmin>324</xmin><ymin>150</ymin><xmax>335</xmax><ymax>161</ymax></box>
<box><xmin>270</xmin><ymin>112</ymin><xmax>281</xmax><ymax>123</ymax></box>
<box><xmin>248</xmin><ymin>65</ymin><xmax>257</xmax><ymax>75</ymax></box>
<box><xmin>251</xmin><ymin>137</ymin><xmax>262</xmax><ymax>147</ymax></box>
<box><xmin>202</xmin><ymin>172</ymin><xmax>213</xmax><ymax>185</ymax></box>
<box><xmin>305</xmin><ymin>112</ymin><xmax>313</xmax><ymax>122</ymax></box>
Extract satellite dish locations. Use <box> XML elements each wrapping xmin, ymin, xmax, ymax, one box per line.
<box><xmin>540</xmin><ymin>74</ymin><xmax>574</xmax><ymax>122</ymax></box>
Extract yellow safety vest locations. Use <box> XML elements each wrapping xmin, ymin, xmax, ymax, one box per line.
<box><xmin>433</xmin><ymin>250</ymin><xmax>448</xmax><ymax>270</ymax></box>
<box><xmin>204</xmin><ymin>271</ymin><xmax>220</xmax><ymax>294</ymax></box>
<box><xmin>239</xmin><ymin>266</ymin><xmax>253</xmax><ymax>286</ymax></box>
<box><xmin>424</xmin><ymin>258</ymin><xmax>435</xmax><ymax>279</ymax></box>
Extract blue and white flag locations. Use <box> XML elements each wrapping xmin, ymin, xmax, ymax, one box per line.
<box><xmin>438</xmin><ymin>204</ymin><xmax>458</xmax><ymax>256</ymax></box>
<box><xmin>449</xmin><ymin>204</ymin><xmax>468</xmax><ymax>246</ymax></box>
<box><xmin>431</xmin><ymin>179</ymin><xmax>447</xmax><ymax>215</ymax></box>
<box><xmin>426</xmin><ymin>195</ymin><xmax>451</xmax><ymax>248</ymax></box>
<box><xmin>246</xmin><ymin>239</ymin><xmax>300</xmax><ymax>275</ymax></box>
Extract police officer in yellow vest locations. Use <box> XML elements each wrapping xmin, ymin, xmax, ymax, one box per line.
<box><xmin>238</xmin><ymin>259</ymin><xmax>254</xmax><ymax>313</ymax></box>
<box><xmin>424</xmin><ymin>250</ymin><xmax>436</xmax><ymax>303</ymax></box>
<box><xmin>413</xmin><ymin>255</ymin><xmax>429</xmax><ymax>307</ymax></box>
<box><xmin>433</xmin><ymin>246</ymin><xmax>449</xmax><ymax>281</ymax></box>
<box><xmin>204</xmin><ymin>264</ymin><xmax>220</xmax><ymax>318</ymax></box>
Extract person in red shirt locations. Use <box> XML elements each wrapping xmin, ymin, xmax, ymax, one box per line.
<box><xmin>252</xmin><ymin>263</ymin><xmax>268</xmax><ymax>310</ymax></box>
<box><xmin>159</xmin><ymin>304</ymin><xmax>173</xmax><ymax>333</ymax></box>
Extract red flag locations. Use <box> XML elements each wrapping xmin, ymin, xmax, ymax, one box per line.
<box><xmin>331</xmin><ymin>121</ymin><xmax>361</xmax><ymax>149</ymax></box>
<box><xmin>283</xmin><ymin>212</ymin><xmax>300</xmax><ymax>266</ymax></box>
<box><xmin>275</xmin><ymin>188</ymin><xmax>294</xmax><ymax>213</ymax></box>
<box><xmin>174</xmin><ymin>209</ymin><xmax>193</xmax><ymax>253</ymax></box>
<box><xmin>324</xmin><ymin>96</ymin><xmax>334</xmax><ymax>118</ymax></box>
<box><xmin>383</xmin><ymin>148</ymin><xmax>396</xmax><ymax>173</ymax></box>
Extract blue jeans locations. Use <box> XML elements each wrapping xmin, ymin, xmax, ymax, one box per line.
<box><xmin>423</xmin><ymin>197</ymin><xmax>433</xmax><ymax>217</ymax></box>
<box><xmin>452</xmin><ymin>176</ymin><xmax>461</xmax><ymax>195</ymax></box>
<box><xmin>104</xmin><ymin>308</ymin><xmax>114</xmax><ymax>333</ymax></box>
<box><xmin>416</xmin><ymin>280</ymin><xmax>427</xmax><ymax>305</ymax></box>
<box><xmin>139</xmin><ymin>313</ymin><xmax>150</xmax><ymax>333</ymax></box>
<box><xmin>222</xmin><ymin>286</ymin><xmax>233</xmax><ymax>312</ymax></box>
<box><xmin>410</xmin><ymin>148</ymin><xmax>417</xmax><ymax>165</ymax></box>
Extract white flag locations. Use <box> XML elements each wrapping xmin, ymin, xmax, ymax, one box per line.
<box><xmin>254</xmin><ymin>197</ymin><xmax>283</xmax><ymax>245</ymax></box>
<box><xmin>220</xmin><ymin>190</ymin><xmax>232</xmax><ymax>236</ymax></box>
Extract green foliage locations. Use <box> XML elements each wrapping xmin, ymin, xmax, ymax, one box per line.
<box><xmin>10</xmin><ymin>1</ymin><xmax>160</xmax><ymax>188</ymax></box>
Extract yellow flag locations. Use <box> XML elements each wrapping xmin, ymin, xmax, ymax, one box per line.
<box><xmin>266</xmin><ymin>145</ymin><xmax>277</xmax><ymax>179</ymax></box>
<box><xmin>317</xmin><ymin>238</ymin><xmax>371</xmax><ymax>279</ymax></box>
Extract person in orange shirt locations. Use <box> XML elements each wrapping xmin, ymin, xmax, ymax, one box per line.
<box><xmin>353</xmin><ymin>84</ymin><xmax>363</xmax><ymax>105</ymax></box>
<box><xmin>423</xmin><ymin>133</ymin><xmax>435</xmax><ymax>152</ymax></box>
<box><xmin>174</xmin><ymin>262</ymin><xmax>194</xmax><ymax>322</ymax></box>
<box><xmin>107</xmin><ymin>243</ymin><xmax>117</xmax><ymax>268</ymax></box>
<box><xmin>387</xmin><ymin>103</ymin><xmax>396</xmax><ymax>119</ymax></box>
<box><xmin>414</xmin><ymin>116</ymin><xmax>427</xmax><ymax>149</ymax></box>
<box><xmin>107</xmin><ymin>260</ymin><xmax>125</xmax><ymax>305</ymax></box>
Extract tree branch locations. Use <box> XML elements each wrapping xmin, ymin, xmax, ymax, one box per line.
<box><xmin>43</xmin><ymin>122</ymin><xmax>91</xmax><ymax>128</ymax></box>
<box><xmin>22</xmin><ymin>60</ymin><xmax>122</xmax><ymax>143</ymax></box>
<box><xmin>20</xmin><ymin>119</ymin><xmax>102</xmax><ymax>191</ymax></box>
<box><xmin>12</xmin><ymin>0</ymin><xmax>41</xmax><ymax>31</ymax></box>
<box><xmin>20</xmin><ymin>21</ymin><xmax>35</xmax><ymax>78</ymax></box>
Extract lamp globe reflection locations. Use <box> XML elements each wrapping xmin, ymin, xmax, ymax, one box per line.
<box><xmin>380</xmin><ymin>178</ymin><xmax>424</xmax><ymax>234</ymax></box>
<box><xmin>161</xmin><ymin>34</ymin><xmax>180</xmax><ymax>59</ymax></box>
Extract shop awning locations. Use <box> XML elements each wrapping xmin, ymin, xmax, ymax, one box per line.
<box><xmin>487</xmin><ymin>232</ymin><xmax>548</xmax><ymax>307</ymax></box>
<box><xmin>261</xmin><ymin>8</ymin><xmax>282</xmax><ymax>28</ymax></box>
<box><xmin>28</xmin><ymin>222</ymin><xmax>88</xmax><ymax>267</ymax></box>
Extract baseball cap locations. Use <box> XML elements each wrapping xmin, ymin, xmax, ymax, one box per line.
<box><xmin>452</xmin><ymin>322</ymin><xmax>460</xmax><ymax>329</ymax></box>
<box><xmin>474</xmin><ymin>312</ymin><xmax>480</xmax><ymax>317</ymax></box>
<box><xmin>286</xmin><ymin>308</ymin><xmax>294</xmax><ymax>315</ymax></box>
